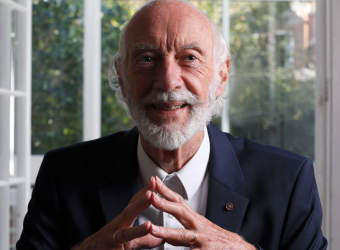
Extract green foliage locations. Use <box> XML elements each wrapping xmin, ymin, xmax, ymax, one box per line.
<box><xmin>32</xmin><ymin>0</ymin><xmax>315</xmax><ymax>160</ymax></box>
<box><xmin>229</xmin><ymin>2</ymin><xmax>315</xmax><ymax>159</ymax></box>
<box><xmin>191</xmin><ymin>0</ymin><xmax>223</xmax><ymax>27</ymax></box>
<box><xmin>31</xmin><ymin>0</ymin><xmax>84</xmax><ymax>154</ymax></box>
<box><xmin>101</xmin><ymin>0</ymin><xmax>146</xmax><ymax>137</ymax></box>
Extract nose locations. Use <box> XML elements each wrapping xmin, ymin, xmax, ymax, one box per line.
<box><xmin>153</xmin><ymin>58</ymin><xmax>183</xmax><ymax>92</ymax></box>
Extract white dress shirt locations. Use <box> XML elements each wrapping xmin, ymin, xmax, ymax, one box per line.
<box><xmin>138</xmin><ymin>126</ymin><xmax>210</xmax><ymax>250</ymax></box>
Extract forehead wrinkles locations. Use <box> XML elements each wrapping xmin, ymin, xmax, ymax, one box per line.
<box><xmin>126</xmin><ymin>2</ymin><xmax>213</xmax><ymax>55</ymax></box>
<box><xmin>164</xmin><ymin>16</ymin><xmax>187</xmax><ymax>52</ymax></box>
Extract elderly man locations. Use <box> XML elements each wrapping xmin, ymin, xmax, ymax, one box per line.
<box><xmin>17</xmin><ymin>0</ymin><xmax>327</xmax><ymax>249</ymax></box>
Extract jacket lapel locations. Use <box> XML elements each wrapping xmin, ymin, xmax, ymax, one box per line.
<box><xmin>97</xmin><ymin>127</ymin><xmax>140</xmax><ymax>226</ymax></box>
<box><xmin>206</xmin><ymin>125</ymin><xmax>249</xmax><ymax>233</ymax></box>
<box><xmin>96</xmin><ymin>125</ymin><xmax>249</xmax><ymax>231</ymax></box>
<box><xmin>98</xmin><ymin>178</ymin><xmax>139</xmax><ymax>225</ymax></box>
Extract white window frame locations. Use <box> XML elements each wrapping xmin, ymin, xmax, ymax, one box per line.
<box><xmin>315</xmin><ymin>0</ymin><xmax>340</xmax><ymax>248</ymax></box>
<box><xmin>83</xmin><ymin>0</ymin><xmax>101</xmax><ymax>141</ymax></box>
<box><xmin>0</xmin><ymin>0</ymin><xmax>32</xmax><ymax>248</ymax></box>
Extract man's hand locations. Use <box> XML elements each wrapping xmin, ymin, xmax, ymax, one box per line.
<box><xmin>149</xmin><ymin>177</ymin><xmax>256</xmax><ymax>250</ymax></box>
<box><xmin>74</xmin><ymin>177</ymin><xmax>164</xmax><ymax>250</ymax></box>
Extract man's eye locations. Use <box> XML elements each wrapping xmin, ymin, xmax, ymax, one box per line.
<box><xmin>185</xmin><ymin>55</ymin><xmax>196</xmax><ymax>61</ymax></box>
<box><xmin>141</xmin><ymin>56</ymin><xmax>153</xmax><ymax>62</ymax></box>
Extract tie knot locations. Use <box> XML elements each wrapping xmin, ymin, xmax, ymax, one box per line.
<box><xmin>162</xmin><ymin>173</ymin><xmax>188</xmax><ymax>200</ymax></box>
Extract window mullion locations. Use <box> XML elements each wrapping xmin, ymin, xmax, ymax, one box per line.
<box><xmin>221</xmin><ymin>0</ymin><xmax>230</xmax><ymax>132</ymax></box>
<box><xmin>0</xmin><ymin>3</ymin><xmax>12</xmax><ymax>249</ymax></box>
<box><xmin>83</xmin><ymin>0</ymin><xmax>101</xmax><ymax>141</ymax></box>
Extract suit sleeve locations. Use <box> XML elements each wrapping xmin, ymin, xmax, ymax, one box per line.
<box><xmin>279</xmin><ymin>159</ymin><xmax>327</xmax><ymax>250</ymax></box>
<box><xmin>16</xmin><ymin>151</ymin><xmax>69</xmax><ymax>250</ymax></box>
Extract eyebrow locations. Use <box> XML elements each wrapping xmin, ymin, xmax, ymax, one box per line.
<box><xmin>131</xmin><ymin>44</ymin><xmax>161</xmax><ymax>59</ymax></box>
<box><xmin>179</xmin><ymin>42</ymin><xmax>204</xmax><ymax>54</ymax></box>
<box><xmin>131</xmin><ymin>42</ymin><xmax>204</xmax><ymax>58</ymax></box>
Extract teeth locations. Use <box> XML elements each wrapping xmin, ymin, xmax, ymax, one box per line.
<box><xmin>155</xmin><ymin>105</ymin><xmax>183</xmax><ymax>111</ymax></box>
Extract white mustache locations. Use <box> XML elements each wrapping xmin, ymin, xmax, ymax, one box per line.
<box><xmin>139</xmin><ymin>89</ymin><xmax>203</xmax><ymax>106</ymax></box>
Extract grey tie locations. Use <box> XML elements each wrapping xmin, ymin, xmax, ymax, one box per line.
<box><xmin>162</xmin><ymin>173</ymin><xmax>187</xmax><ymax>200</ymax></box>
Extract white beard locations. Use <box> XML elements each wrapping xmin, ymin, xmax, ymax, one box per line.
<box><xmin>121</xmin><ymin>64</ymin><xmax>222</xmax><ymax>151</ymax></box>
<box><xmin>126</xmin><ymin>88</ymin><xmax>215</xmax><ymax>151</ymax></box>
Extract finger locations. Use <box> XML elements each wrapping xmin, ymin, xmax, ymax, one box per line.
<box><xmin>116</xmin><ymin>177</ymin><xmax>156</xmax><ymax>227</ymax></box>
<box><xmin>154</xmin><ymin>179</ymin><xmax>220</xmax><ymax>231</ymax></box>
<box><xmin>116</xmin><ymin>190</ymin><xmax>153</xmax><ymax>227</ymax></box>
<box><xmin>150</xmin><ymin>224</ymin><xmax>197</xmax><ymax>247</ymax></box>
<box><xmin>114</xmin><ymin>221</ymin><xmax>152</xmax><ymax>244</ymax></box>
<box><xmin>150</xmin><ymin>193</ymin><xmax>196</xmax><ymax>229</ymax></box>
<box><xmin>134</xmin><ymin>234</ymin><xmax>165</xmax><ymax>249</ymax></box>
<box><xmin>128</xmin><ymin>176</ymin><xmax>156</xmax><ymax>205</ymax></box>
<box><xmin>150</xmin><ymin>225</ymin><xmax>239</xmax><ymax>249</ymax></box>
<box><xmin>115</xmin><ymin>222</ymin><xmax>164</xmax><ymax>249</ymax></box>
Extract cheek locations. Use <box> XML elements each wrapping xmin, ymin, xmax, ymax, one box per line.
<box><xmin>127</xmin><ymin>75</ymin><xmax>152</xmax><ymax>100</ymax></box>
<box><xmin>201</xmin><ymin>85</ymin><xmax>211</xmax><ymax>102</ymax></box>
<box><xmin>182</xmin><ymin>71</ymin><xmax>213</xmax><ymax>101</ymax></box>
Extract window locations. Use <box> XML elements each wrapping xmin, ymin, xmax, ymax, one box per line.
<box><xmin>0</xmin><ymin>0</ymin><xmax>32</xmax><ymax>248</ymax></box>
<box><xmin>31</xmin><ymin>0</ymin><xmax>83</xmax><ymax>154</ymax></box>
<box><xmin>228</xmin><ymin>1</ymin><xmax>316</xmax><ymax>160</ymax></box>
<box><xmin>100</xmin><ymin>0</ymin><xmax>316</xmax><ymax>161</ymax></box>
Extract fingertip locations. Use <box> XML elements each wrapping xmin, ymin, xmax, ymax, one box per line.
<box><xmin>144</xmin><ymin>221</ymin><xmax>152</xmax><ymax>231</ymax></box>
<box><xmin>155</xmin><ymin>176</ymin><xmax>162</xmax><ymax>186</ymax></box>
<box><xmin>145</xmin><ymin>190</ymin><xmax>152</xmax><ymax>200</ymax></box>
<box><xmin>155</xmin><ymin>177</ymin><xmax>165</xmax><ymax>193</ymax></box>
<box><xmin>150</xmin><ymin>176</ymin><xmax>156</xmax><ymax>191</ymax></box>
<box><xmin>152</xmin><ymin>192</ymin><xmax>159</xmax><ymax>201</ymax></box>
<box><xmin>150</xmin><ymin>192</ymin><xmax>161</xmax><ymax>208</ymax></box>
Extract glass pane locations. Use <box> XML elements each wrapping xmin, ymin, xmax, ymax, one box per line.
<box><xmin>12</xmin><ymin>0</ymin><xmax>26</xmax><ymax>6</ymax></box>
<box><xmin>0</xmin><ymin>187</ymin><xmax>9</xmax><ymax>247</ymax></box>
<box><xmin>101</xmin><ymin>0</ymin><xmax>143</xmax><ymax>136</ymax></box>
<box><xmin>101</xmin><ymin>0</ymin><xmax>223</xmax><ymax>136</ymax></box>
<box><xmin>12</xmin><ymin>97</ymin><xmax>25</xmax><ymax>177</ymax></box>
<box><xmin>31</xmin><ymin>0</ymin><xmax>84</xmax><ymax>154</ymax></box>
<box><xmin>0</xmin><ymin>95</ymin><xmax>10</xmax><ymax>180</ymax></box>
<box><xmin>0</xmin><ymin>3</ymin><xmax>11</xmax><ymax>90</ymax></box>
<box><xmin>191</xmin><ymin>0</ymin><xmax>223</xmax><ymax>129</ymax></box>
<box><xmin>0</xmin><ymin>95</ymin><xmax>18</xmax><ymax>178</ymax></box>
<box><xmin>11</xmin><ymin>10</ymin><xmax>19</xmax><ymax>91</ymax></box>
<box><xmin>229</xmin><ymin>1</ymin><xmax>316</xmax><ymax>160</ymax></box>
<box><xmin>10</xmin><ymin>185</ymin><xmax>18</xmax><ymax>250</ymax></box>
<box><xmin>9</xmin><ymin>96</ymin><xmax>15</xmax><ymax>177</ymax></box>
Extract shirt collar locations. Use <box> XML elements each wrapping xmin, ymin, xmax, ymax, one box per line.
<box><xmin>137</xmin><ymin>126</ymin><xmax>210</xmax><ymax>200</ymax></box>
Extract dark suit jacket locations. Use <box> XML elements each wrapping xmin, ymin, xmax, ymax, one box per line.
<box><xmin>17</xmin><ymin>125</ymin><xmax>327</xmax><ymax>249</ymax></box>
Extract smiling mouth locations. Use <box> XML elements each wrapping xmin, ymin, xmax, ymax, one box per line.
<box><xmin>152</xmin><ymin>104</ymin><xmax>187</xmax><ymax>111</ymax></box>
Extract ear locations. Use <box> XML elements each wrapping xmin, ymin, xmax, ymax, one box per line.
<box><xmin>216</xmin><ymin>58</ymin><xmax>230</xmax><ymax>97</ymax></box>
<box><xmin>115</xmin><ymin>60</ymin><xmax>127</xmax><ymax>97</ymax></box>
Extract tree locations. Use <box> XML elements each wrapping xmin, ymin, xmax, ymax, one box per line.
<box><xmin>32</xmin><ymin>0</ymin><xmax>84</xmax><ymax>154</ymax></box>
<box><xmin>228</xmin><ymin>2</ymin><xmax>315</xmax><ymax>159</ymax></box>
<box><xmin>32</xmin><ymin>0</ymin><xmax>316</xmax><ymax>160</ymax></box>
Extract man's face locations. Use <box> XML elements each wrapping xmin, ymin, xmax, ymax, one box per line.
<box><xmin>120</xmin><ymin>1</ymin><xmax>219</xmax><ymax>149</ymax></box>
